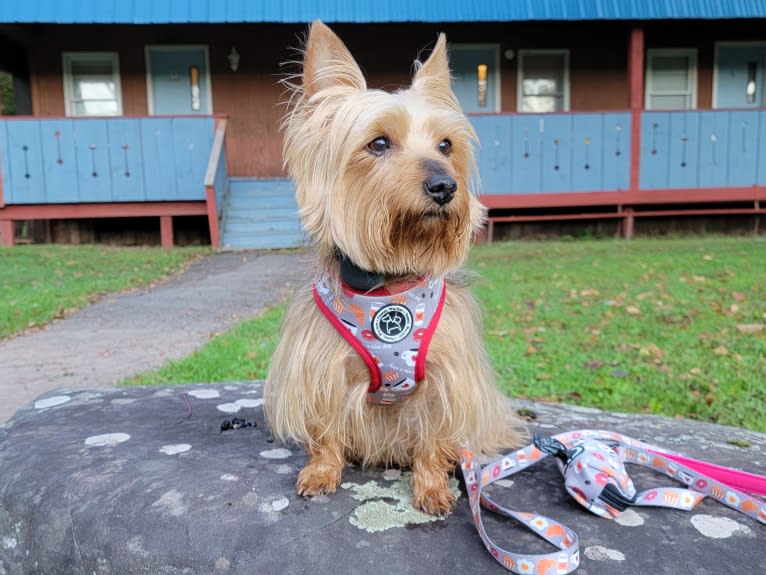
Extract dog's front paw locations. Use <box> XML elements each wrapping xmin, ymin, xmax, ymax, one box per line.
<box><xmin>412</xmin><ymin>485</ymin><xmax>457</xmax><ymax>516</ymax></box>
<box><xmin>296</xmin><ymin>463</ymin><xmax>342</xmax><ymax>497</ymax></box>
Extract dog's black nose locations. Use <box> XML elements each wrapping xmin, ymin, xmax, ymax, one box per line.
<box><xmin>424</xmin><ymin>174</ymin><xmax>457</xmax><ymax>206</ymax></box>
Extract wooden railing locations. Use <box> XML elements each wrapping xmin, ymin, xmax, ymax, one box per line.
<box><xmin>470</xmin><ymin>110</ymin><xmax>766</xmax><ymax>239</ymax></box>
<box><xmin>471</xmin><ymin>112</ymin><xmax>631</xmax><ymax>196</ymax></box>
<box><xmin>0</xmin><ymin>116</ymin><xmax>216</xmax><ymax>205</ymax></box>
<box><xmin>204</xmin><ymin>118</ymin><xmax>229</xmax><ymax>248</ymax></box>
<box><xmin>471</xmin><ymin>110</ymin><xmax>766</xmax><ymax>197</ymax></box>
<box><xmin>640</xmin><ymin>110</ymin><xmax>766</xmax><ymax>190</ymax></box>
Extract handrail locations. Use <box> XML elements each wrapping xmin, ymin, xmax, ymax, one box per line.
<box><xmin>204</xmin><ymin>118</ymin><xmax>227</xmax><ymax>187</ymax></box>
<box><xmin>204</xmin><ymin>118</ymin><xmax>228</xmax><ymax>248</ymax></box>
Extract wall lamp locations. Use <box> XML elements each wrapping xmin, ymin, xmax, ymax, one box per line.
<box><xmin>228</xmin><ymin>47</ymin><xmax>240</xmax><ymax>72</ymax></box>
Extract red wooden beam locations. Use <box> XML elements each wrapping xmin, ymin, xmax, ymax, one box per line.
<box><xmin>480</xmin><ymin>186</ymin><xmax>764</xmax><ymax>211</ymax></box>
<box><xmin>159</xmin><ymin>216</ymin><xmax>174</xmax><ymax>250</ymax></box>
<box><xmin>627</xmin><ymin>187</ymin><xmax>764</xmax><ymax>205</ymax></box>
<box><xmin>1</xmin><ymin>202</ymin><xmax>207</xmax><ymax>220</ymax></box>
<box><xmin>480</xmin><ymin>192</ymin><xmax>630</xmax><ymax>209</ymax></box>
<box><xmin>631</xmin><ymin>208</ymin><xmax>766</xmax><ymax>218</ymax></box>
<box><xmin>0</xmin><ymin>219</ymin><xmax>13</xmax><ymax>246</ymax></box>
<box><xmin>487</xmin><ymin>212</ymin><xmax>625</xmax><ymax>223</ymax></box>
<box><xmin>628</xmin><ymin>27</ymin><xmax>645</xmax><ymax>204</ymax></box>
<box><xmin>205</xmin><ymin>186</ymin><xmax>221</xmax><ymax>248</ymax></box>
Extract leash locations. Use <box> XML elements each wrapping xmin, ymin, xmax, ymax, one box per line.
<box><xmin>460</xmin><ymin>430</ymin><xmax>766</xmax><ymax>574</ymax></box>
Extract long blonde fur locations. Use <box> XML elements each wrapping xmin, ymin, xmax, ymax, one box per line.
<box><xmin>265</xmin><ymin>20</ymin><xmax>524</xmax><ymax>515</ymax></box>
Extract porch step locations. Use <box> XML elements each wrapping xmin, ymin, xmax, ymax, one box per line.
<box><xmin>221</xmin><ymin>179</ymin><xmax>305</xmax><ymax>250</ymax></box>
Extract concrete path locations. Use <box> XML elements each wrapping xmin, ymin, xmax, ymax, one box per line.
<box><xmin>0</xmin><ymin>250</ymin><xmax>309</xmax><ymax>424</ymax></box>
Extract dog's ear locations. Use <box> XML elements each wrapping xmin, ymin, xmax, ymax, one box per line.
<box><xmin>411</xmin><ymin>33</ymin><xmax>453</xmax><ymax>99</ymax></box>
<box><xmin>303</xmin><ymin>20</ymin><xmax>366</xmax><ymax>96</ymax></box>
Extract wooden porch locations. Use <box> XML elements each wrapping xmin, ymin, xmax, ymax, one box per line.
<box><xmin>0</xmin><ymin>115</ymin><xmax>228</xmax><ymax>248</ymax></box>
<box><xmin>474</xmin><ymin>109</ymin><xmax>766</xmax><ymax>240</ymax></box>
<box><xmin>475</xmin><ymin>28</ymin><xmax>766</xmax><ymax>240</ymax></box>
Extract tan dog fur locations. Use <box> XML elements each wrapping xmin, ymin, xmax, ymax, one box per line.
<box><xmin>265</xmin><ymin>20</ymin><xmax>523</xmax><ymax>515</ymax></box>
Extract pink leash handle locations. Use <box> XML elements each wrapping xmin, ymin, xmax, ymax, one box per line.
<box><xmin>648</xmin><ymin>449</ymin><xmax>766</xmax><ymax>497</ymax></box>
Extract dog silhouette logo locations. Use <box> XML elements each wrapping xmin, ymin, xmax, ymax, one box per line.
<box><xmin>372</xmin><ymin>304</ymin><xmax>413</xmax><ymax>343</ymax></box>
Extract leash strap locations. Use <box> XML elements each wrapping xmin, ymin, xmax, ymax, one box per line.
<box><xmin>461</xmin><ymin>446</ymin><xmax>581</xmax><ymax>574</ymax></box>
<box><xmin>461</xmin><ymin>430</ymin><xmax>766</xmax><ymax>574</ymax></box>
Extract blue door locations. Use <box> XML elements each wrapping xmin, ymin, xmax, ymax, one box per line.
<box><xmin>147</xmin><ymin>47</ymin><xmax>212</xmax><ymax>115</ymax></box>
<box><xmin>715</xmin><ymin>44</ymin><xmax>766</xmax><ymax>109</ymax></box>
<box><xmin>449</xmin><ymin>45</ymin><xmax>499</xmax><ymax>113</ymax></box>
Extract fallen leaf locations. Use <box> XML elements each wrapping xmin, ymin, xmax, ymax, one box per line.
<box><xmin>585</xmin><ymin>360</ymin><xmax>604</xmax><ymax>370</ymax></box>
<box><xmin>713</xmin><ymin>345</ymin><xmax>729</xmax><ymax>356</ymax></box>
<box><xmin>625</xmin><ymin>305</ymin><xmax>641</xmax><ymax>315</ymax></box>
<box><xmin>736</xmin><ymin>323</ymin><xmax>764</xmax><ymax>334</ymax></box>
<box><xmin>639</xmin><ymin>344</ymin><xmax>664</xmax><ymax>358</ymax></box>
<box><xmin>729</xmin><ymin>304</ymin><xmax>740</xmax><ymax>314</ymax></box>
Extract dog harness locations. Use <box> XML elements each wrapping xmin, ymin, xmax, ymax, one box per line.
<box><xmin>313</xmin><ymin>273</ymin><xmax>446</xmax><ymax>405</ymax></box>
<box><xmin>460</xmin><ymin>430</ymin><xmax>766</xmax><ymax>574</ymax></box>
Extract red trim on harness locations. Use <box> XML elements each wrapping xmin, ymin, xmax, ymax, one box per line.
<box><xmin>312</xmin><ymin>284</ymin><xmax>382</xmax><ymax>393</ymax></box>
<box><xmin>342</xmin><ymin>278</ymin><xmax>423</xmax><ymax>298</ymax></box>
<box><xmin>414</xmin><ymin>282</ymin><xmax>446</xmax><ymax>382</ymax></box>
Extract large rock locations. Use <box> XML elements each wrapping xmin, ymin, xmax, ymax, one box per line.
<box><xmin>0</xmin><ymin>382</ymin><xmax>763</xmax><ymax>574</ymax></box>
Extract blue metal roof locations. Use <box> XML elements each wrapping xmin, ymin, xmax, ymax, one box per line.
<box><xmin>1</xmin><ymin>0</ymin><xmax>765</xmax><ymax>24</ymax></box>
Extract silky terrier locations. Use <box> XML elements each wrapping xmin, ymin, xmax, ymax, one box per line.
<box><xmin>265</xmin><ymin>20</ymin><xmax>522</xmax><ymax>515</ymax></box>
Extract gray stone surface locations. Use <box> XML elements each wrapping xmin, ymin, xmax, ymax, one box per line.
<box><xmin>1</xmin><ymin>382</ymin><xmax>763</xmax><ymax>575</ymax></box>
<box><xmin>0</xmin><ymin>251</ymin><xmax>309</xmax><ymax>424</ymax></box>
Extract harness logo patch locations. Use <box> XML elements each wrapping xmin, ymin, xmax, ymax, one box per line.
<box><xmin>372</xmin><ymin>304</ymin><xmax>413</xmax><ymax>343</ymax></box>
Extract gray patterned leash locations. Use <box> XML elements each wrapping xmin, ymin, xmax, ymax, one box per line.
<box><xmin>461</xmin><ymin>429</ymin><xmax>766</xmax><ymax>574</ymax></box>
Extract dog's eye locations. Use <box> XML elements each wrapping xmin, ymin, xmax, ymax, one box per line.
<box><xmin>366</xmin><ymin>136</ymin><xmax>391</xmax><ymax>156</ymax></box>
<box><xmin>438</xmin><ymin>139</ymin><xmax>453</xmax><ymax>157</ymax></box>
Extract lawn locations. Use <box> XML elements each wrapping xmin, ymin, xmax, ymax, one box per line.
<box><xmin>0</xmin><ymin>245</ymin><xmax>207</xmax><ymax>340</ymax></box>
<box><xmin>473</xmin><ymin>237</ymin><xmax>765</xmax><ymax>432</ymax></box>
<box><xmin>126</xmin><ymin>236</ymin><xmax>766</xmax><ymax>432</ymax></box>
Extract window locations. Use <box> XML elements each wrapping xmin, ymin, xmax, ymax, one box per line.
<box><xmin>62</xmin><ymin>52</ymin><xmax>123</xmax><ymax>116</ymax></box>
<box><xmin>518</xmin><ymin>50</ymin><xmax>569</xmax><ymax>113</ymax></box>
<box><xmin>646</xmin><ymin>49</ymin><xmax>697</xmax><ymax>110</ymax></box>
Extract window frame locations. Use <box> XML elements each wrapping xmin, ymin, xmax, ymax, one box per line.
<box><xmin>645</xmin><ymin>48</ymin><xmax>698</xmax><ymax>111</ymax></box>
<box><xmin>62</xmin><ymin>51</ymin><xmax>123</xmax><ymax>117</ymax></box>
<box><xmin>517</xmin><ymin>49</ymin><xmax>570</xmax><ymax>113</ymax></box>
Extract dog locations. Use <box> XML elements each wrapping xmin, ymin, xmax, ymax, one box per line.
<box><xmin>264</xmin><ymin>20</ymin><xmax>523</xmax><ymax>516</ymax></box>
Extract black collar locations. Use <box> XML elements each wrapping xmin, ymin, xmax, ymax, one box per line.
<box><xmin>337</xmin><ymin>252</ymin><xmax>386</xmax><ymax>291</ymax></box>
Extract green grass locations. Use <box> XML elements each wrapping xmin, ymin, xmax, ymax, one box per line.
<box><xmin>473</xmin><ymin>237</ymin><xmax>766</xmax><ymax>431</ymax></box>
<box><xmin>0</xmin><ymin>245</ymin><xmax>208</xmax><ymax>340</ymax></box>
<box><xmin>111</xmin><ymin>237</ymin><xmax>766</xmax><ymax>432</ymax></box>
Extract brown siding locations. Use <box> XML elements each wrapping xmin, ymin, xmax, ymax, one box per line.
<box><xmin>17</xmin><ymin>20</ymin><xmax>764</xmax><ymax>178</ymax></box>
